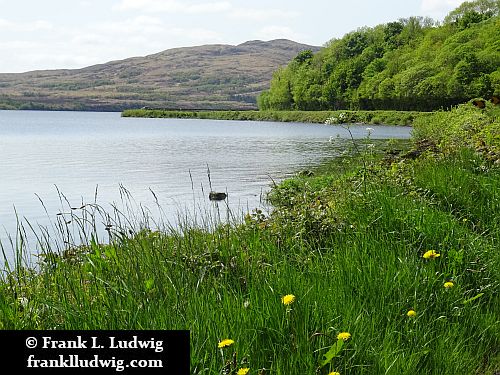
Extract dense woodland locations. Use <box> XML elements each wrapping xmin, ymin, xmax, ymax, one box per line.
<box><xmin>258</xmin><ymin>0</ymin><xmax>500</xmax><ymax>112</ymax></box>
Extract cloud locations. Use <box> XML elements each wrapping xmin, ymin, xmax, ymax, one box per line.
<box><xmin>0</xmin><ymin>13</ymin><xmax>223</xmax><ymax>72</ymax></box>
<box><xmin>79</xmin><ymin>1</ymin><xmax>92</xmax><ymax>7</ymax></box>
<box><xmin>254</xmin><ymin>26</ymin><xmax>304</xmax><ymax>42</ymax></box>
<box><xmin>0</xmin><ymin>19</ymin><xmax>53</xmax><ymax>32</ymax></box>
<box><xmin>114</xmin><ymin>0</ymin><xmax>231</xmax><ymax>13</ymax></box>
<box><xmin>228</xmin><ymin>8</ymin><xmax>300</xmax><ymax>22</ymax></box>
<box><xmin>91</xmin><ymin>16</ymin><xmax>222</xmax><ymax>46</ymax></box>
<box><xmin>420</xmin><ymin>0</ymin><xmax>464</xmax><ymax>13</ymax></box>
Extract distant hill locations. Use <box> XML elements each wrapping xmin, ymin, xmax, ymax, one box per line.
<box><xmin>0</xmin><ymin>39</ymin><xmax>320</xmax><ymax>111</ymax></box>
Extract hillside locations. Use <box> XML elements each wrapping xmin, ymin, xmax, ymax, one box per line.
<box><xmin>0</xmin><ymin>39</ymin><xmax>319</xmax><ymax>111</ymax></box>
<box><xmin>259</xmin><ymin>0</ymin><xmax>500</xmax><ymax>111</ymax></box>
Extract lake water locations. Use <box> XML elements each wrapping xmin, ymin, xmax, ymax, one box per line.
<box><xmin>0</xmin><ymin>110</ymin><xmax>412</xmax><ymax>265</ymax></box>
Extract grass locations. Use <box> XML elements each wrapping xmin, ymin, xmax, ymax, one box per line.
<box><xmin>121</xmin><ymin>109</ymin><xmax>431</xmax><ymax>126</ymax></box>
<box><xmin>1</xmin><ymin>103</ymin><xmax>499</xmax><ymax>374</ymax></box>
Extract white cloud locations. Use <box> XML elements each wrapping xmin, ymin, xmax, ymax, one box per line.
<box><xmin>114</xmin><ymin>0</ymin><xmax>231</xmax><ymax>13</ymax></box>
<box><xmin>0</xmin><ymin>19</ymin><xmax>53</xmax><ymax>32</ymax></box>
<box><xmin>228</xmin><ymin>8</ymin><xmax>299</xmax><ymax>22</ymax></box>
<box><xmin>0</xmin><ymin>13</ymin><xmax>224</xmax><ymax>72</ymax></box>
<box><xmin>254</xmin><ymin>26</ymin><xmax>304</xmax><ymax>42</ymax></box>
<box><xmin>89</xmin><ymin>16</ymin><xmax>222</xmax><ymax>47</ymax></box>
<box><xmin>420</xmin><ymin>0</ymin><xmax>464</xmax><ymax>13</ymax></box>
<box><xmin>97</xmin><ymin>16</ymin><xmax>165</xmax><ymax>34</ymax></box>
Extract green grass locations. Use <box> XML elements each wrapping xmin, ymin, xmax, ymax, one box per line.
<box><xmin>1</xmin><ymin>103</ymin><xmax>499</xmax><ymax>374</ymax></box>
<box><xmin>122</xmin><ymin>109</ymin><xmax>431</xmax><ymax>126</ymax></box>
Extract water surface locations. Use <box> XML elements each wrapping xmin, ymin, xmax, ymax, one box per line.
<box><xmin>0</xmin><ymin>111</ymin><xmax>412</xmax><ymax>264</ymax></box>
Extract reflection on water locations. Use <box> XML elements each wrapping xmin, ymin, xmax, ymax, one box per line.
<box><xmin>0</xmin><ymin>110</ymin><xmax>412</xmax><ymax>264</ymax></box>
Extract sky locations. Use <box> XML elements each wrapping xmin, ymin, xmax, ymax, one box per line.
<box><xmin>0</xmin><ymin>0</ymin><xmax>466</xmax><ymax>73</ymax></box>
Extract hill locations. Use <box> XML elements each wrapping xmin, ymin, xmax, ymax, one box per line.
<box><xmin>259</xmin><ymin>0</ymin><xmax>500</xmax><ymax>112</ymax></box>
<box><xmin>0</xmin><ymin>39</ymin><xmax>319</xmax><ymax>111</ymax></box>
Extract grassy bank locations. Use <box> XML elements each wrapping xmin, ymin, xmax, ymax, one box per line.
<box><xmin>1</xmin><ymin>103</ymin><xmax>499</xmax><ymax>374</ymax></box>
<box><xmin>122</xmin><ymin>109</ymin><xmax>431</xmax><ymax>126</ymax></box>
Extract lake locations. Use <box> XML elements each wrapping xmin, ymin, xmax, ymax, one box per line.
<box><xmin>0</xmin><ymin>110</ymin><xmax>412</xmax><ymax>265</ymax></box>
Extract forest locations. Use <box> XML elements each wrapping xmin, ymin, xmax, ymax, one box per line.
<box><xmin>258</xmin><ymin>0</ymin><xmax>500</xmax><ymax>112</ymax></box>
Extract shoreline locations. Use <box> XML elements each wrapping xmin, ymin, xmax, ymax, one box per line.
<box><xmin>121</xmin><ymin>109</ymin><xmax>432</xmax><ymax>126</ymax></box>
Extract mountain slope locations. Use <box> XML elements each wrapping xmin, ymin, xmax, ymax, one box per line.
<box><xmin>0</xmin><ymin>39</ymin><xmax>320</xmax><ymax>111</ymax></box>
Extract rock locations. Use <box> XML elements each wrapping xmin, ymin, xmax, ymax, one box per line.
<box><xmin>472</xmin><ymin>99</ymin><xmax>486</xmax><ymax>108</ymax></box>
<box><xmin>209</xmin><ymin>192</ymin><xmax>227</xmax><ymax>201</ymax></box>
<box><xmin>298</xmin><ymin>170</ymin><xmax>314</xmax><ymax>177</ymax></box>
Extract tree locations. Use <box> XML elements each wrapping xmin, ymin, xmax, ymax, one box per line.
<box><xmin>267</xmin><ymin>68</ymin><xmax>294</xmax><ymax>110</ymax></box>
<box><xmin>384</xmin><ymin>21</ymin><xmax>404</xmax><ymax>49</ymax></box>
<box><xmin>444</xmin><ymin>0</ymin><xmax>500</xmax><ymax>24</ymax></box>
<box><xmin>261</xmin><ymin>1</ymin><xmax>499</xmax><ymax>111</ymax></box>
<box><xmin>293</xmin><ymin>50</ymin><xmax>314</xmax><ymax>65</ymax></box>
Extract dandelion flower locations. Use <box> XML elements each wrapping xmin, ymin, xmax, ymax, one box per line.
<box><xmin>281</xmin><ymin>294</ymin><xmax>296</xmax><ymax>305</ymax></box>
<box><xmin>444</xmin><ymin>281</ymin><xmax>454</xmax><ymax>289</ymax></box>
<box><xmin>218</xmin><ymin>339</ymin><xmax>235</xmax><ymax>349</ymax></box>
<box><xmin>237</xmin><ymin>368</ymin><xmax>250</xmax><ymax>375</ymax></box>
<box><xmin>407</xmin><ymin>309</ymin><xmax>417</xmax><ymax>318</ymax></box>
<box><xmin>337</xmin><ymin>332</ymin><xmax>351</xmax><ymax>341</ymax></box>
<box><xmin>423</xmin><ymin>250</ymin><xmax>441</xmax><ymax>259</ymax></box>
<box><xmin>328</xmin><ymin>372</ymin><xmax>341</xmax><ymax>375</ymax></box>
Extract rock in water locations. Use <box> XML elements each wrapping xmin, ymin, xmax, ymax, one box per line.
<box><xmin>209</xmin><ymin>192</ymin><xmax>227</xmax><ymax>201</ymax></box>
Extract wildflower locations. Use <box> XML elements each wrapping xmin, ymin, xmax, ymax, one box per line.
<box><xmin>237</xmin><ymin>368</ymin><xmax>250</xmax><ymax>375</ymax></box>
<box><xmin>423</xmin><ymin>250</ymin><xmax>441</xmax><ymax>259</ymax></box>
<box><xmin>328</xmin><ymin>372</ymin><xmax>341</xmax><ymax>375</ymax></box>
<box><xmin>281</xmin><ymin>294</ymin><xmax>296</xmax><ymax>305</ymax></box>
<box><xmin>444</xmin><ymin>281</ymin><xmax>454</xmax><ymax>289</ymax></box>
<box><xmin>325</xmin><ymin>117</ymin><xmax>338</xmax><ymax>125</ymax></box>
<box><xmin>218</xmin><ymin>339</ymin><xmax>234</xmax><ymax>349</ymax></box>
<box><xmin>337</xmin><ymin>332</ymin><xmax>351</xmax><ymax>341</ymax></box>
<box><xmin>17</xmin><ymin>297</ymin><xmax>29</xmax><ymax>308</ymax></box>
<box><xmin>407</xmin><ymin>309</ymin><xmax>417</xmax><ymax>318</ymax></box>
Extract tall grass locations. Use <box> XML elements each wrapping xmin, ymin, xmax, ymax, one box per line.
<box><xmin>1</xmin><ymin>104</ymin><xmax>499</xmax><ymax>374</ymax></box>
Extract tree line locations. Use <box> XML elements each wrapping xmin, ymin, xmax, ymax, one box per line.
<box><xmin>258</xmin><ymin>0</ymin><xmax>500</xmax><ymax>112</ymax></box>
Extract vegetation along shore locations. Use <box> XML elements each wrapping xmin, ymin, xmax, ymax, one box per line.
<box><xmin>121</xmin><ymin>109</ymin><xmax>430</xmax><ymax>126</ymax></box>
<box><xmin>1</xmin><ymin>102</ymin><xmax>499</xmax><ymax>374</ymax></box>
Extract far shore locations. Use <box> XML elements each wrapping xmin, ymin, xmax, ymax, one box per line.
<box><xmin>122</xmin><ymin>108</ymin><xmax>433</xmax><ymax>126</ymax></box>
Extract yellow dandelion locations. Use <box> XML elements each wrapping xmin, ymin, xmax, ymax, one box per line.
<box><xmin>237</xmin><ymin>368</ymin><xmax>250</xmax><ymax>375</ymax></box>
<box><xmin>281</xmin><ymin>294</ymin><xmax>296</xmax><ymax>305</ymax></box>
<box><xmin>407</xmin><ymin>309</ymin><xmax>417</xmax><ymax>318</ymax></box>
<box><xmin>217</xmin><ymin>339</ymin><xmax>235</xmax><ymax>349</ymax></box>
<box><xmin>444</xmin><ymin>281</ymin><xmax>454</xmax><ymax>289</ymax></box>
<box><xmin>337</xmin><ymin>332</ymin><xmax>351</xmax><ymax>341</ymax></box>
<box><xmin>328</xmin><ymin>372</ymin><xmax>340</xmax><ymax>375</ymax></box>
<box><xmin>423</xmin><ymin>250</ymin><xmax>441</xmax><ymax>259</ymax></box>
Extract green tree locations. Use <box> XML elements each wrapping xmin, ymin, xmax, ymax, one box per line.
<box><xmin>262</xmin><ymin>1</ymin><xmax>499</xmax><ymax>111</ymax></box>
<box><xmin>444</xmin><ymin>0</ymin><xmax>500</xmax><ymax>24</ymax></box>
